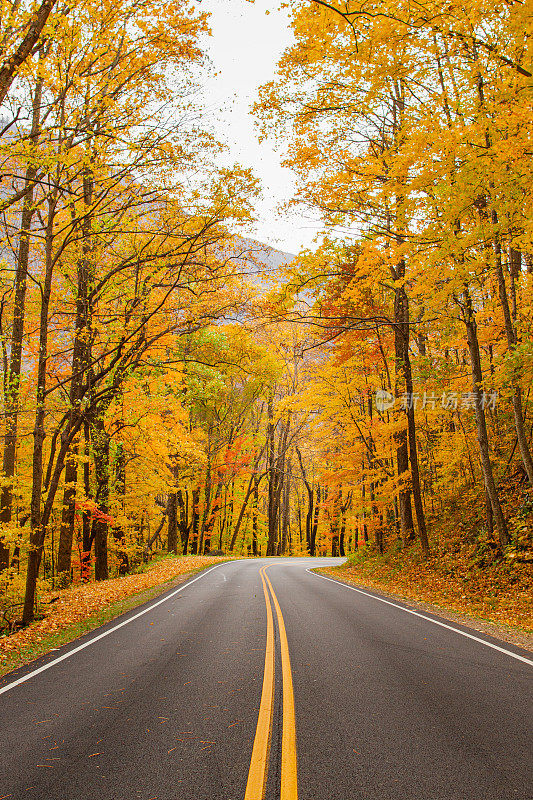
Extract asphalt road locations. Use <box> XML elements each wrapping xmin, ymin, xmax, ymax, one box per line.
<box><xmin>0</xmin><ymin>557</ymin><xmax>531</xmax><ymax>799</ymax></box>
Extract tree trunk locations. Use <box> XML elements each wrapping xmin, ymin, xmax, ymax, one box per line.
<box><xmin>57</xmin><ymin>455</ymin><xmax>77</xmax><ymax>579</ymax></box>
<box><xmin>228</xmin><ymin>441</ymin><xmax>267</xmax><ymax>551</ymax></box>
<box><xmin>267</xmin><ymin>415</ymin><xmax>290</xmax><ymax>556</ymax></box>
<box><xmin>167</xmin><ymin>492</ymin><xmax>178</xmax><ymax>554</ymax></box>
<box><xmin>485</xmin><ymin>489</ymin><xmax>494</xmax><ymax>537</ymax></box>
<box><xmin>144</xmin><ymin>512</ymin><xmax>167</xmax><ymax>557</ymax></box>
<box><xmin>57</xmin><ymin>168</ymin><xmax>94</xmax><ymax>578</ymax></box>
<box><xmin>400</xmin><ymin>309</ymin><xmax>430</xmax><ymax>556</ymax></box>
<box><xmin>189</xmin><ymin>487</ymin><xmax>200</xmax><ymax>554</ymax></box>
<box><xmin>339</xmin><ymin>514</ymin><xmax>346</xmax><ymax>557</ymax></box>
<box><xmin>280</xmin><ymin>462</ymin><xmax>291</xmax><ymax>555</ymax></box>
<box><xmin>112</xmin><ymin>444</ymin><xmax>129</xmax><ymax>574</ymax></box>
<box><xmin>220</xmin><ymin>482</ymin><xmax>233</xmax><ymax>551</ymax></box>
<box><xmin>177</xmin><ymin>489</ymin><xmax>189</xmax><ymax>554</ymax></box>
<box><xmin>252</xmin><ymin>482</ymin><xmax>259</xmax><ymax>556</ymax></box>
<box><xmin>310</xmin><ymin>485</ymin><xmax>320</xmax><ymax>556</ymax></box>
<box><xmin>92</xmin><ymin>414</ymin><xmax>109</xmax><ymax>581</ymax></box>
<box><xmin>492</xmin><ymin>216</ymin><xmax>533</xmax><ymax>483</ymax></box>
<box><xmin>22</xmin><ymin>191</ymin><xmax>57</xmax><ymax>625</ymax></box>
<box><xmin>0</xmin><ymin>0</ymin><xmax>57</xmax><ymax>107</ymax></box>
<box><xmin>199</xmin><ymin>444</ymin><xmax>213</xmax><ymax>555</ymax></box>
<box><xmin>296</xmin><ymin>446</ymin><xmax>313</xmax><ymax>554</ymax></box>
<box><xmin>0</xmin><ymin>80</ymin><xmax>42</xmax><ymax>570</ymax></box>
<box><xmin>230</xmin><ymin>475</ymin><xmax>259</xmax><ymax>551</ymax></box>
<box><xmin>463</xmin><ymin>292</ymin><xmax>509</xmax><ymax>548</ymax></box>
<box><xmin>81</xmin><ymin>421</ymin><xmax>92</xmax><ymax>581</ymax></box>
<box><xmin>203</xmin><ymin>481</ymin><xmax>222</xmax><ymax>553</ymax></box>
<box><xmin>394</xmin><ymin>284</ymin><xmax>415</xmax><ymax>543</ymax></box>
<box><xmin>266</xmin><ymin>398</ymin><xmax>278</xmax><ymax>556</ymax></box>
<box><xmin>394</xmin><ymin>277</ymin><xmax>429</xmax><ymax>553</ymax></box>
<box><xmin>330</xmin><ymin>489</ymin><xmax>341</xmax><ymax>557</ymax></box>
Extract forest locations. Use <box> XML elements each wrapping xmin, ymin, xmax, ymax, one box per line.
<box><xmin>0</xmin><ymin>0</ymin><xmax>531</xmax><ymax>633</ymax></box>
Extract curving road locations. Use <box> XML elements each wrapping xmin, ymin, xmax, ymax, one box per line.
<box><xmin>0</xmin><ymin>557</ymin><xmax>531</xmax><ymax>799</ymax></box>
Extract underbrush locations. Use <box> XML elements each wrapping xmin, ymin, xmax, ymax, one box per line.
<box><xmin>328</xmin><ymin>482</ymin><xmax>532</xmax><ymax>632</ymax></box>
<box><xmin>0</xmin><ymin>555</ymin><xmax>229</xmax><ymax>676</ymax></box>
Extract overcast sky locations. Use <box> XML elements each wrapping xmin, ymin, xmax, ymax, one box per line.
<box><xmin>198</xmin><ymin>0</ymin><xmax>324</xmax><ymax>255</ymax></box>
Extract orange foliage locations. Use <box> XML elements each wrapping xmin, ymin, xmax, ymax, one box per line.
<box><xmin>0</xmin><ymin>557</ymin><xmax>227</xmax><ymax>665</ymax></box>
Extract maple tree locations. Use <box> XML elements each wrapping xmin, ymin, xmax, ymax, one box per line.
<box><xmin>0</xmin><ymin>0</ymin><xmax>531</xmax><ymax>635</ymax></box>
<box><xmin>0</xmin><ymin>0</ymin><xmax>263</xmax><ymax>625</ymax></box>
<box><xmin>252</xmin><ymin>0</ymin><xmax>533</xmax><ymax>568</ymax></box>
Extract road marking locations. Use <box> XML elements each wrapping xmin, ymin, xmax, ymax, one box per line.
<box><xmin>245</xmin><ymin>566</ymin><xmax>275</xmax><ymax>800</ymax></box>
<box><xmin>0</xmin><ymin>563</ymin><xmax>228</xmax><ymax>696</ymax></box>
<box><xmin>308</xmin><ymin>570</ymin><xmax>533</xmax><ymax>667</ymax></box>
<box><xmin>263</xmin><ymin>569</ymin><xmax>298</xmax><ymax>800</ymax></box>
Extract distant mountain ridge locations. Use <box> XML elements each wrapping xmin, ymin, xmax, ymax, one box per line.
<box><xmin>233</xmin><ymin>237</ymin><xmax>295</xmax><ymax>277</ymax></box>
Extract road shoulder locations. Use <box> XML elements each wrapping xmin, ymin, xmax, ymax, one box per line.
<box><xmin>314</xmin><ymin>565</ymin><xmax>533</xmax><ymax>654</ymax></box>
<box><xmin>0</xmin><ymin>555</ymin><xmax>231</xmax><ymax>679</ymax></box>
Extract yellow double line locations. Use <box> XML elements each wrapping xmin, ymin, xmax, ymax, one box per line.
<box><xmin>244</xmin><ymin>566</ymin><xmax>298</xmax><ymax>800</ymax></box>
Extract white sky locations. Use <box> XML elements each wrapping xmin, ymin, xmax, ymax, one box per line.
<box><xmin>198</xmin><ymin>0</ymin><xmax>324</xmax><ymax>255</ymax></box>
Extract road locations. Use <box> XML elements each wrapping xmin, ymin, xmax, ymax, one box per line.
<box><xmin>0</xmin><ymin>557</ymin><xmax>531</xmax><ymax>799</ymax></box>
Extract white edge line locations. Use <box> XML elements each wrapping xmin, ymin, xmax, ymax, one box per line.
<box><xmin>307</xmin><ymin>569</ymin><xmax>533</xmax><ymax>667</ymax></box>
<box><xmin>0</xmin><ymin>563</ymin><xmax>227</xmax><ymax>696</ymax></box>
